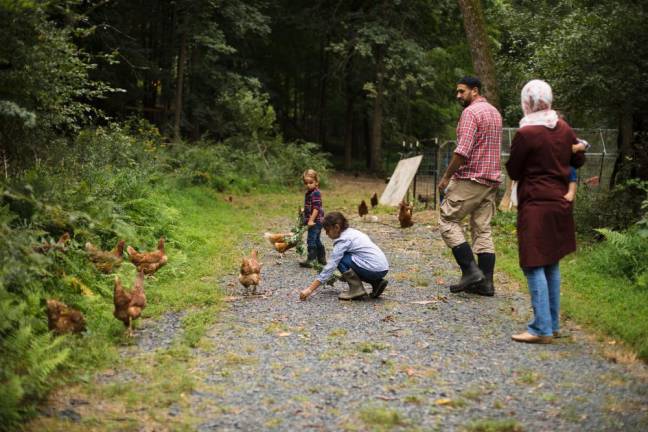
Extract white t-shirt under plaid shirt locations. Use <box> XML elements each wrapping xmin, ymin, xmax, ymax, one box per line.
<box><xmin>454</xmin><ymin>96</ymin><xmax>502</xmax><ymax>187</ymax></box>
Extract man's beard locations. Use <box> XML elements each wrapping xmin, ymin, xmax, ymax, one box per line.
<box><xmin>457</xmin><ymin>98</ymin><xmax>468</xmax><ymax>107</ymax></box>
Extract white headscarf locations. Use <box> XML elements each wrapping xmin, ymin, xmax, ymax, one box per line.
<box><xmin>519</xmin><ymin>79</ymin><xmax>558</xmax><ymax>129</ymax></box>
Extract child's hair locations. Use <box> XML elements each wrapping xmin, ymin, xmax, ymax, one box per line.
<box><xmin>303</xmin><ymin>169</ymin><xmax>319</xmax><ymax>184</ymax></box>
<box><xmin>322</xmin><ymin>212</ymin><xmax>349</xmax><ymax>230</ymax></box>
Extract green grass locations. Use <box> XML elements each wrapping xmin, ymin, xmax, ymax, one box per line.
<box><xmin>492</xmin><ymin>212</ymin><xmax>648</xmax><ymax>360</ymax></box>
<box><xmin>358</xmin><ymin>405</ymin><xmax>408</xmax><ymax>431</ymax></box>
<box><xmin>462</xmin><ymin>418</ymin><xmax>524</xmax><ymax>432</ymax></box>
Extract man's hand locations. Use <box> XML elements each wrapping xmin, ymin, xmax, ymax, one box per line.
<box><xmin>438</xmin><ymin>177</ymin><xmax>450</xmax><ymax>194</ymax></box>
<box><xmin>438</xmin><ymin>154</ymin><xmax>465</xmax><ymax>194</ymax></box>
<box><xmin>307</xmin><ymin>220</ymin><xmax>316</xmax><ymax>227</ymax></box>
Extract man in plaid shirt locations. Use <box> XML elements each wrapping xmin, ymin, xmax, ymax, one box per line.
<box><xmin>438</xmin><ymin>76</ymin><xmax>502</xmax><ymax>296</ymax></box>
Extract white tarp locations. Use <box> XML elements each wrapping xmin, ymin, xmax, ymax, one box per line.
<box><xmin>379</xmin><ymin>155</ymin><xmax>423</xmax><ymax>206</ymax></box>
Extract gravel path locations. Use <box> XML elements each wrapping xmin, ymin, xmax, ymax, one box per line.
<box><xmin>188</xmin><ymin>214</ymin><xmax>648</xmax><ymax>431</ymax></box>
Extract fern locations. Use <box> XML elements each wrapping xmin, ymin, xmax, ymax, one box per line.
<box><xmin>594</xmin><ymin>228</ymin><xmax>632</xmax><ymax>252</ymax></box>
<box><xmin>0</xmin><ymin>296</ymin><xmax>69</xmax><ymax>429</ymax></box>
<box><xmin>592</xmin><ymin>227</ymin><xmax>648</xmax><ymax>284</ymax></box>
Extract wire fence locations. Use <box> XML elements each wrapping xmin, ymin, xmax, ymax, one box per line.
<box><xmin>402</xmin><ymin>128</ymin><xmax>618</xmax><ymax>209</ymax></box>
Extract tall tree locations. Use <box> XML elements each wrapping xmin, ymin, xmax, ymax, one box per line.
<box><xmin>492</xmin><ymin>0</ymin><xmax>648</xmax><ymax>184</ymax></box>
<box><xmin>0</xmin><ymin>0</ymin><xmax>109</xmax><ymax>172</ymax></box>
<box><xmin>457</xmin><ymin>0</ymin><xmax>500</xmax><ymax>109</ymax></box>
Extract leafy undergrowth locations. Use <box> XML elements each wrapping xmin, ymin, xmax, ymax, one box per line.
<box><xmin>24</xmin><ymin>184</ymin><xmax>304</xmax><ymax>430</ymax></box>
<box><xmin>492</xmin><ymin>211</ymin><xmax>648</xmax><ymax>361</ymax></box>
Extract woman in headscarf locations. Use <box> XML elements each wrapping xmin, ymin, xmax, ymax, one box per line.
<box><xmin>505</xmin><ymin>80</ymin><xmax>585</xmax><ymax>344</ymax></box>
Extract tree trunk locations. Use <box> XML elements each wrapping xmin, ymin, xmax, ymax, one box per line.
<box><xmin>364</xmin><ymin>113</ymin><xmax>371</xmax><ymax>170</ymax></box>
<box><xmin>370</xmin><ymin>46</ymin><xmax>385</xmax><ymax>173</ymax></box>
<box><xmin>610</xmin><ymin>106</ymin><xmax>634</xmax><ymax>187</ymax></box>
<box><xmin>457</xmin><ymin>0</ymin><xmax>500</xmax><ymax>110</ymax></box>
<box><xmin>317</xmin><ymin>37</ymin><xmax>329</xmax><ymax>148</ymax></box>
<box><xmin>173</xmin><ymin>33</ymin><xmax>187</xmax><ymax>143</ymax></box>
<box><xmin>343</xmin><ymin>56</ymin><xmax>355</xmax><ymax>170</ymax></box>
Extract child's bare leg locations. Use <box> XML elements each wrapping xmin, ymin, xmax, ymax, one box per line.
<box><xmin>564</xmin><ymin>182</ymin><xmax>577</xmax><ymax>202</ymax></box>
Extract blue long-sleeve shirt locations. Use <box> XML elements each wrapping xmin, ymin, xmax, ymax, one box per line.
<box><xmin>317</xmin><ymin>228</ymin><xmax>389</xmax><ymax>283</ymax></box>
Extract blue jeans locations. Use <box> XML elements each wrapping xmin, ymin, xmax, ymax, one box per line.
<box><xmin>568</xmin><ymin>166</ymin><xmax>578</xmax><ymax>182</ymax></box>
<box><xmin>338</xmin><ymin>253</ymin><xmax>388</xmax><ymax>283</ymax></box>
<box><xmin>523</xmin><ymin>263</ymin><xmax>561</xmax><ymax>336</ymax></box>
<box><xmin>306</xmin><ymin>223</ymin><xmax>323</xmax><ymax>249</ymax></box>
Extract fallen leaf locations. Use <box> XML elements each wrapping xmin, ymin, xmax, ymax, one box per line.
<box><xmin>405</xmin><ymin>367</ymin><xmax>416</xmax><ymax>377</ymax></box>
<box><xmin>223</xmin><ymin>296</ymin><xmax>242</xmax><ymax>302</ymax></box>
<box><xmin>435</xmin><ymin>277</ymin><xmax>445</xmax><ymax>285</ymax></box>
<box><xmin>411</xmin><ymin>300</ymin><xmax>435</xmax><ymax>305</ymax></box>
<box><xmin>381</xmin><ymin>315</ymin><xmax>395</xmax><ymax>322</ymax></box>
<box><xmin>434</xmin><ymin>398</ymin><xmax>453</xmax><ymax>406</ymax></box>
<box><xmin>277</xmin><ymin>331</ymin><xmax>292</xmax><ymax>337</ymax></box>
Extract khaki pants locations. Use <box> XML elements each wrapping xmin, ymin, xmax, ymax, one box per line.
<box><xmin>439</xmin><ymin>179</ymin><xmax>497</xmax><ymax>253</ymax></box>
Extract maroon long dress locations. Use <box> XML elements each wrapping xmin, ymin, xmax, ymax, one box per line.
<box><xmin>505</xmin><ymin>119</ymin><xmax>585</xmax><ymax>268</ymax></box>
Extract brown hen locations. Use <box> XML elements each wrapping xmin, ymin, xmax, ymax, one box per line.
<box><xmin>370</xmin><ymin>193</ymin><xmax>379</xmax><ymax>208</ymax></box>
<box><xmin>46</xmin><ymin>299</ymin><xmax>86</xmax><ymax>335</ymax></box>
<box><xmin>114</xmin><ymin>270</ymin><xmax>146</xmax><ymax>337</ymax></box>
<box><xmin>398</xmin><ymin>201</ymin><xmax>414</xmax><ymax>228</ymax></box>
<box><xmin>358</xmin><ymin>200</ymin><xmax>369</xmax><ymax>218</ymax></box>
<box><xmin>264</xmin><ymin>232</ymin><xmax>296</xmax><ymax>254</ymax></box>
<box><xmin>127</xmin><ymin>237</ymin><xmax>168</xmax><ymax>275</ymax></box>
<box><xmin>239</xmin><ymin>249</ymin><xmax>262</xmax><ymax>294</ymax></box>
<box><xmin>86</xmin><ymin>239</ymin><xmax>125</xmax><ymax>273</ymax></box>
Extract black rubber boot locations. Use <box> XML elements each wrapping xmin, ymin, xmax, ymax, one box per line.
<box><xmin>449</xmin><ymin>243</ymin><xmax>484</xmax><ymax>293</ymax></box>
<box><xmin>317</xmin><ymin>244</ymin><xmax>327</xmax><ymax>265</ymax></box>
<box><xmin>299</xmin><ymin>246</ymin><xmax>318</xmax><ymax>268</ymax></box>
<box><xmin>369</xmin><ymin>279</ymin><xmax>388</xmax><ymax>299</ymax></box>
<box><xmin>467</xmin><ymin>253</ymin><xmax>495</xmax><ymax>296</ymax></box>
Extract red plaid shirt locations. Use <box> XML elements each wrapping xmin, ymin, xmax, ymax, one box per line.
<box><xmin>454</xmin><ymin>97</ymin><xmax>502</xmax><ymax>186</ymax></box>
<box><xmin>304</xmin><ymin>188</ymin><xmax>324</xmax><ymax>224</ymax></box>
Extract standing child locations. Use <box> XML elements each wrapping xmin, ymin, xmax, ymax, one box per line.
<box><xmin>300</xmin><ymin>212</ymin><xmax>389</xmax><ymax>301</ymax></box>
<box><xmin>300</xmin><ymin>169</ymin><xmax>326</xmax><ymax>268</ymax></box>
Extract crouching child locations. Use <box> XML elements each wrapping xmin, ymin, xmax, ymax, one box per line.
<box><xmin>300</xmin><ymin>212</ymin><xmax>389</xmax><ymax>301</ymax></box>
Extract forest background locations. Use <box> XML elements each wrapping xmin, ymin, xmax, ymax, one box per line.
<box><xmin>1</xmin><ymin>0</ymin><xmax>647</xmax><ymax>428</ymax></box>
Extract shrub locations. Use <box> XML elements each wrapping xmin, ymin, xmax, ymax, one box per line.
<box><xmin>171</xmin><ymin>138</ymin><xmax>330</xmax><ymax>192</ymax></box>
<box><xmin>590</xmin><ymin>227</ymin><xmax>648</xmax><ymax>288</ymax></box>
<box><xmin>0</xmin><ymin>122</ymin><xmax>175</xmax><ymax>427</ymax></box>
<box><xmin>0</xmin><ymin>207</ymin><xmax>71</xmax><ymax>429</ymax></box>
<box><xmin>574</xmin><ymin>180</ymin><xmax>648</xmax><ymax>237</ymax></box>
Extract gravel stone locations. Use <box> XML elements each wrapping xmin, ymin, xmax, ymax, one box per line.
<box><xmin>186</xmin><ymin>218</ymin><xmax>648</xmax><ymax>431</ymax></box>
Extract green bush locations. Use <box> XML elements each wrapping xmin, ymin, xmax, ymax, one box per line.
<box><xmin>0</xmin><ymin>207</ymin><xmax>71</xmax><ymax>428</ymax></box>
<box><xmin>171</xmin><ymin>138</ymin><xmax>330</xmax><ymax>192</ymax></box>
<box><xmin>589</xmin><ymin>227</ymin><xmax>648</xmax><ymax>289</ymax></box>
<box><xmin>170</xmin><ymin>88</ymin><xmax>331</xmax><ymax>191</ymax></box>
<box><xmin>574</xmin><ymin>180</ymin><xmax>648</xmax><ymax>237</ymax></box>
<box><xmin>0</xmin><ymin>123</ymin><xmax>173</xmax><ymax>428</ymax></box>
